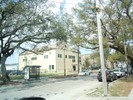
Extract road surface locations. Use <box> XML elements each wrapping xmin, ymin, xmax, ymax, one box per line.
<box><xmin>0</xmin><ymin>76</ymin><xmax>102</xmax><ymax>100</ymax></box>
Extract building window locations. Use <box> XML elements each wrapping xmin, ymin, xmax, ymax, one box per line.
<box><xmin>44</xmin><ymin>55</ymin><xmax>48</xmax><ymax>59</ymax></box>
<box><xmin>72</xmin><ymin>56</ymin><xmax>75</xmax><ymax>59</ymax></box>
<box><xmin>23</xmin><ymin>59</ymin><xmax>27</xmax><ymax>62</ymax></box>
<box><xmin>73</xmin><ymin>66</ymin><xmax>76</xmax><ymax>71</ymax></box>
<box><xmin>49</xmin><ymin>65</ymin><xmax>51</xmax><ymax>70</ymax></box>
<box><xmin>31</xmin><ymin>57</ymin><xmax>37</xmax><ymax>60</ymax></box>
<box><xmin>49</xmin><ymin>65</ymin><xmax>54</xmax><ymax>70</ymax></box>
<box><xmin>58</xmin><ymin>54</ymin><xmax>62</xmax><ymax>58</ymax></box>
<box><xmin>69</xmin><ymin>55</ymin><xmax>75</xmax><ymax>59</ymax></box>
<box><xmin>52</xmin><ymin>65</ymin><xmax>54</xmax><ymax>70</ymax></box>
<box><xmin>65</xmin><ymin>55</ymin><xmax>67</xmax><ymax>58</ymax></box>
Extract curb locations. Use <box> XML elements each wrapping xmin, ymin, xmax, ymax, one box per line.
<box><xmin>128</xmin><ymin>88</ymin><xmax>133</xmax><ymax>97</ymax></box>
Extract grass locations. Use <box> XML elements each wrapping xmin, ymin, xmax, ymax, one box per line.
<box><xmin>88</xmin><ymin>76</ymin><xmax>133</xmax><ymax>97</ymax></box>
<box><xmin>40</xmin><ymin>73</ymin><xmax>58</xmax><ymax>77</ymax></box>
<box><xmin>40</xmin><ymin>72</ymin><xmax>78</xmax><ymax>78</ymax></box>
<box><xmin>0</xmin><ymin>73</ymin><xmax>78</xmax><ymax>83</ymax></box>
<box><xmin>0</xmin><ymin>73</ymin><xmax>78</xmax><ymax>86</ymax></box>
<box><xmin>10</xmin><ymin>75</ymin><xmax>24</xmax><ymax>80</ymax></box>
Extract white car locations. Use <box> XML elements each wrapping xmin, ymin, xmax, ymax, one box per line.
<box><xmin>113</xmin><ymin>69</ymin><xmax>126</xmax><ymax>77</ymax></box>
<box><xmin>78</xmin><ymin>70</ymin><xmax>90</xmax><ymax>76</ymax></box>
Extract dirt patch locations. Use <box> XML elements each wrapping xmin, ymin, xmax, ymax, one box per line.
<box><xmin>110</xmin><ymin>76</ymin><xmax>133</xmax><ymax>96</ymax></box>
<box><xmin>88</xmin><ymin>76</ymin><xmax>133</xmax><ymax>97</ymax></box>
<box><xmin>0</xmin><ymin>81</ymin><xmax>21</xmax><ymax>86</ymax></box>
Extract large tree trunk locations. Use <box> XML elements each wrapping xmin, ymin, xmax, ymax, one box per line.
<box><xmin>1</xmin><ymin>56</ymin><xmax>10</xmax><ymax>84</ymax></box>
<box><xmin>130</xmin><ymin>59</ymin><xmax>133</xmax><ymax>75</ymax></box>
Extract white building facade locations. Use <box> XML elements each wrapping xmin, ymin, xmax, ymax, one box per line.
<box><xmin>19</xmin><ymin>45</ymin><xmax>79</xmax><ymax>73</ymax></box>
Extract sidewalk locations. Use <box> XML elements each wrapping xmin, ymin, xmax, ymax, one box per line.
<box><xmin>78</xmin><ymin>97</ymin><xmax>131</xmax><ymax>100</ymax></box>
<box><xmin>78</xmin><ymin>76</ymin><xmax>133</xmax><ymax>100</ymax></box>
<box><xmin>128</xmin><ymin>87</ymin><xmax>133</xmax><ymax>98</ymax></box>
<box><xmin>77</xmin><ymin>88</ymin><xmax>133</xmax><ymax>100</ymax></box>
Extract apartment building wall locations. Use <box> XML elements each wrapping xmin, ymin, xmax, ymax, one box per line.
<box><xmin>56</xmin><ymin>49</ymin><xmax>78</xmax><ymax>73</ymax></box>
<box><xmin>43</xmin><ymin>49</ymin><xmax>56</xmax><ymax>73</ymax></box>
<box><xmin>19</xmin><ymin>53</ymin><xmax>44</xmax><ymax>71</ymax></box>
<box><xmin>19</xmin><ymin>48</ymin><xmax>78</xmax><ymax>73</ymax></box>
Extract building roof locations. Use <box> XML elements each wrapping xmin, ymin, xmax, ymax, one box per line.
<box><xmin>20</xmin><ymin>43</ymin><xmax>78</xmax><ymax>56</ymax></box>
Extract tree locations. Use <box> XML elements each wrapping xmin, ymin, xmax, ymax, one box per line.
<box><xmin>70</xmin><ymin>34</ymin><xmax>82</xmax><ymax>73</ymax></box>
<box><xmin>0</xmin><ymin>0</ymin><xmax>54</xmax><ymax>83</ymax></box>
<box><xmin>49</xmin><ymin>10</ymin><xmax>75</xmax><ymax>76</ymax></box>
<box><xmin>72</xmin><ymin>0</ymin><xmax>133</xmax><ymax>72</ymax></box>
<box><xmin>83</xmin><ymin>57</ymin><xmax>91</xmax><ymax>70</ymax></box>
<box><xmin>108</xmin><ymin>52</ymin><xmax>125</xmax><ymax>63</ymax></box>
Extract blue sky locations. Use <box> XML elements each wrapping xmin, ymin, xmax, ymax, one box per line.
<box><xmin>6</xmin><ymin>51</ymin><xmax>19</xmax><ymax>64</ymax></box>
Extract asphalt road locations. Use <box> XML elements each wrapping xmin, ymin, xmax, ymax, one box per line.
<box><xmin>0</xmin><ymin>76</ymin><xmax>102</xmax><ymax>100</ymax></box>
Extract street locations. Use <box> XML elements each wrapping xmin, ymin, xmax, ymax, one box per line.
<box><xmin>0</xmin><ymin>76</ymin><xmax>102</xmax><ymax>100</ymax></box>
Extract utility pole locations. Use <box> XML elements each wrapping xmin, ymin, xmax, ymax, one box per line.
<box><xmin>122</xmin><ymin>26</ymin><xmax>128</xmax><ymax>76</ymax></box>
<box><xmin>61</xmin><ymin>41</ymin><xmax>66</xmax><ymax>76</ymax></box>
<box><xmin>77</xmin><ymin>46</ymin><xmax>80</xmax><ymax>73</ymax></box>
<box><xmin>96</xmin><ymin>0</ymin><xmax>108</xmax><ymax>96</ymax></box>
<box><xmin>64</xmin><ymin>48</ymin><xmax>66</xmax><ymax>76</ymax></box>
<box><xmin>124</xmin><ymin>41</ymin><xmax>128</xmax><ymax>76</ymax></box>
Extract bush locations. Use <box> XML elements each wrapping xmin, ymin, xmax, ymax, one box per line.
<box><xmin>10</xmin><ymin>75</ymin><xmax>24</xmax><ymax>80</ymax></box>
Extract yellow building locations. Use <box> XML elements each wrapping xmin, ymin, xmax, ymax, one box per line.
<box><xmin>19</xmin><ymin>44</ymin><xmax>79</xmax><ymax>74</ymax></box>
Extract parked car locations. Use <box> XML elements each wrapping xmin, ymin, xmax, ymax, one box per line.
<box><xmin>113</xmin><ymin>69</ymin><xmax>126</xmax><ymax>77</ymax></box>
<box><xmin>97</xmin><ymin>70</ymin><xmax>117</xmax><ymax>82</ymax></box>
<box><xmin>9</xmin><ymin>70</ymin><xmax>24</xmax><ymax>75</ymax></box>
<box><xmin>78</xmin><ymin>70</ymin><xmax>90</xmax><ymax>76</ymax></box>
<box><xmin>6</xmin><ymin>70</ymin><xmax>12</xmax><ymax>74</ymax></box>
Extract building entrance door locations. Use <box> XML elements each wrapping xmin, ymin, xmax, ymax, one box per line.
<box><xmin>73</xmin><ymin>66</ymin><xmax>76</xmax><ymax>71</ymax></box>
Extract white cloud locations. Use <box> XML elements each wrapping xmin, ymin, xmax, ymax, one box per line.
<box><xmin>48</xmin><ymin>0</ymin><xmax>81</xmax><ymax>14</ymax></box>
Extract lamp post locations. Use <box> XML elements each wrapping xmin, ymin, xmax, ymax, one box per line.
<box><xmin>96</xmin><ymin>0</ymin><xmax>108</xmax><ymax>96</ymax></box>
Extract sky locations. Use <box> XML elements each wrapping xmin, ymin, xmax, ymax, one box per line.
<box><xmin>49</xmin><ymin>0</ymin><xmax>80</xmax><ymax>13</ymax></box>
<box><xmin>6</xmin><ymin>0</ymin><xmax>82</xmax><ymax>64</ymax></box>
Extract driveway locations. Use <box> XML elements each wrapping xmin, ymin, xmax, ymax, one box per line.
<box><xmin>0</xmin><ymin>76</ymin><xmax>102</xmax><ymax>100</ymax></box>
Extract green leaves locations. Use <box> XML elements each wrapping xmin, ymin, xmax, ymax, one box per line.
<box><xmin>0</xmin><ymin>0</ymin><xmax>54</xmax><ymax>58</ymax></box>
<box><xmin>83</xmin><ymin>57</ymin><xmax>91</xmax><ymax>70</ymax></box>
<box><xmin>71</xmin><ymin>0</ymin><xmax>133</xmax><ymax>65</ymax></box>
<box><xmin>108</xmin><ymin>52</ymin><xmax>125</xmax><ymax>63</ymax></box>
